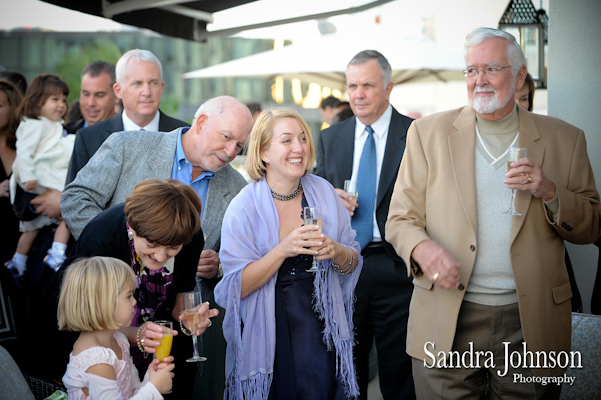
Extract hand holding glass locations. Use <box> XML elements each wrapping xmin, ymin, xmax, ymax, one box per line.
<box><xmin>303</xmin><ymin>206</ymin><xmax>325</xmax><ymax>272</ymax></box>
<box><xmin>154</xmin><ymin>320</ymin><xmax>173</xmax><ymax>362</ymax></box>
<box><xmin>182</xmin><ymin>291</ymin><xmax>206</xmax><ymax>362</ymax></box>
<box><xmin>503</xmin><ymin>147</ymin><xmax>528</xmax><ymax>215</ymax></box>
<box><xmin>344</xmin><ymin>180</ymin><xmax>358</xmax><ymax>207</ymax></box>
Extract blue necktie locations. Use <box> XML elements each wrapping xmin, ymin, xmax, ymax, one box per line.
<box><xmin>352</xmin><ymin>126</ymin><xmax>376</xmax><ymax>249</ymax></box>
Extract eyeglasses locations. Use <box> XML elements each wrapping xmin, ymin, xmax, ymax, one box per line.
<box><xmin>463</xmin><ymin>66</ymin><xmax>512</xmax><ymax>79</ymax></box>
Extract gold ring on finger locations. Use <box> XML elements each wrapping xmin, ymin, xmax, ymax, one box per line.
<box><xmin>432</xmin><ymin>272</ymin><xmax>439</xmax><ymax>284</ymax></box>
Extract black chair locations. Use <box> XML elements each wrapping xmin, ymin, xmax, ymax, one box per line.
<box><xmin>21</xmin><ymin>370</ymin><xmax>67</xmax><ymax>400</ymax></box>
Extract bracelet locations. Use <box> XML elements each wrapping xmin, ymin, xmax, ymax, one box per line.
<box><xmin>136</xmin><ymin>323</ymin><xmax>146</xmax><ymax>354</ymax></box>
<box><xmin>332</xmin><ymin>245</ymin><xmax>352</xmax><ymax>275</ymax></box>
<box><xmin>331</xmin><ymin>246</ymin><xmax>348</xmax><ymax>269</ymax></box>
<box><xmin>334</xmin><ymin>246</ymin><xmax>356</xmax><ymax>275</ymax></box>
<box><xmin>346</xmin><ymin>250</ymin><xmax>357</xmax><ymax>270</ymax></box>
<box><xmin>180</xmin><ymin>320</ymin><xmax>193</xmax><ymax>336</ymax></box>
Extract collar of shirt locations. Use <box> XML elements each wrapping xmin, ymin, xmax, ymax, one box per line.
<box><xmin>353</xmin><ymin>104</ymin><xmax>393</xmax><ymax>142</ymax></box>
<box><xmin>174</xmin><ymin>127</ymin><xmax>216</xmax><ymax>182</ymax></box>
<box><xmin>122</xmin><ymin>110</ymin><xmax>160</xmax><ymax>131</ymax></box>
<box><xmin>172</xmin><ymin>127</ymin><xmax>215</xmax><ymax>220</ymax></box>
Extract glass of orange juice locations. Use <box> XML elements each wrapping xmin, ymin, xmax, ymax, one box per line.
<box><xmin>154</xmin><ymin>320</ymin><xmax>173</xmax><ymax>362</ymax></box>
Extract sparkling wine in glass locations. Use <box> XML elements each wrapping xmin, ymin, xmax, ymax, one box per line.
<box><xmin>182</xmin><ymin>291</ymin><xmax>206</xmax><ymax>362</ymax></box>
<box><xmin>503</xmin><ymin>147</ymin><xmax>528</xmax><ymax>216</ymax></box>
<box><xmin>154</xmin><ymin>320</ymin><xmax>173</xmax><ymax>362</ymax></box>
<box><xmin>344</xmin><ymin>180</ymin><xmax>359</xmax><ymax>208</ymax></box>
<box><xmin>303</xmin><ymin>206</ymin><xmax>325</xmax><ymax>272</ymax></box>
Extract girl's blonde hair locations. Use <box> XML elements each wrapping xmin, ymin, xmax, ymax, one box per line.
<box><xmin>245</xmin><ymin>107</ymin><xmax>316</xmax><ymax>182</ymax></box>
<box><xmin>57</xmin><ymin>256</ymin><xmax>136</xmax><ymax>332</ymax></box>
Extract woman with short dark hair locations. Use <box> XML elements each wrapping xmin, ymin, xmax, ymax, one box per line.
<box><xmin>38</xmin><ymin>179</ymin><xmax>217</xmax><ymax>399</ymax></box>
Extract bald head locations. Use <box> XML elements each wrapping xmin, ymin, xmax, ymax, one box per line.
<box><xmin>183</xmin><ymin>96</ymin><xmax>253</xmax><ymax>175</ymax></box>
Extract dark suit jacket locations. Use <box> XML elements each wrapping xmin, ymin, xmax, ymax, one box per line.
<box><xmin>315</xmin><ymin>107</ymin><xmax>413</xmax><ymax>260</ymax></box>
<box><xmin>65</xmin><ymin>110</ymin><xmax>188</xmax><ymax>184</ymax></box>
<box><xmin>64</xmin><ymin>118</ymin><xmax>85</xmax><ymax>135</ymax></box>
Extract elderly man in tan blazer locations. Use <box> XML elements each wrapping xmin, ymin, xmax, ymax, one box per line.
<box><xmin>386</xmin><ymin>27</ymin><xmax>601</xmax><ymax>399</ymax></box>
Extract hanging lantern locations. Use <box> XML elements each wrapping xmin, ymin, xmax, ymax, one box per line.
<box><xmin>498</xmin><ymin>0</ymin><xmax>548</xmax><ymax>88</ymax></box>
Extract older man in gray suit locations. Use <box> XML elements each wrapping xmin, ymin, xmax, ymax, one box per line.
<box><xmin>62</xmin><ymin>95</ymin><xmax>251</xmax><ymax>244</ymax></box>
<box><xmin>60</xmin><ymin>95</ymin><xmax>253</xmax><ymax>399</ymax></box>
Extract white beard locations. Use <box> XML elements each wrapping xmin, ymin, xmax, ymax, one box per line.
<box><xmin>470</xmin><ymin>82</ymin><xmax>515</xmax><ymax>114</ymax></box>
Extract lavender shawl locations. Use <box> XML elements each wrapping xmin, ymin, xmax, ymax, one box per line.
<box><xmin>214</xmin><ymin>174</ymin><xmax>362</xmax><ymax>399</ymax></box>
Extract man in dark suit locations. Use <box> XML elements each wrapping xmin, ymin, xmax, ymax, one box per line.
<box><xmin>315</xmin><ymin>50</ymin><xmax>415</xmax><ymax>400</ymax></box>
<box><xmin>66</xmin><ymin>49</ymin><xmax>187</xmax><ymax>184</ymax></box>
<box><xmin>64</xmin><ymin>61</ymin><xmax>117</xmax><ymax>134</ymax></box>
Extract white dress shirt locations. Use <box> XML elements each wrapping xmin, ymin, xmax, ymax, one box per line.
<box><xmin>122</xmin><ymin>110</ymin><xmax>160</xmax><ymax>132</ymax></box>
<box><xmin>349</xmin><ymin>104</ymin><xmax>393</xmax><ymax>242</ymax></box>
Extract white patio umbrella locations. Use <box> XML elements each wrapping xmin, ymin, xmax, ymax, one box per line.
<box><xmin>183</xmin><ymin>35</ymin><xmax>466</xmax><ymax>90</ymax></box>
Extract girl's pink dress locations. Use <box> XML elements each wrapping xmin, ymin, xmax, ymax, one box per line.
<box><xmin>62</xmin><ymin>331</ymin><xmax>162</xmax><ymax>400</ymax></box>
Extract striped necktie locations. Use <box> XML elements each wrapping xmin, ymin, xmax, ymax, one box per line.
<box><xmin>352</xmin><ymin>125</ymin><xmax>376</xmax><ymax>249</ymax></box>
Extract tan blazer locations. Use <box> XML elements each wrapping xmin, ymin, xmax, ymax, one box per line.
<box><xmin>386</xmin><ymin>106</ymin><xmax>601</xmax><ymax>377</ymax></box>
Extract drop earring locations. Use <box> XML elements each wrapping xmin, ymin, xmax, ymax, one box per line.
<box><xmin>128</xmin><ymin>230</ymin><xmax>134</xmax><ymax>241</ymax></box>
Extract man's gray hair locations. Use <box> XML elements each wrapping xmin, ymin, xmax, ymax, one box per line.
<box><xmin>347</xmin><ymin>50</ymin><xmax>392</xmax><ymax>86</ymax></box>
<box><xmin>115</xmin><ymin>49</ymin><xmax>163</xmax><ymax>83</ymax></box>
<box><xmin>464</xmin><ymin>27</ymin><xmax>526</xmax><ymax>75</ymax></box>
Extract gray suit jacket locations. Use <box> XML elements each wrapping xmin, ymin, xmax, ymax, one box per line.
<box><xmin>65</xmin><ymin>110</ymin><xmax>188</xmax><ymax>184</ymax></box>
<box><xmin>61</xmin><ymin>128</ymin><xmax>248</xmax><ymax>247</ymax></box>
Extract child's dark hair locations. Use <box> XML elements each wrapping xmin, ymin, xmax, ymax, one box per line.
<box><xmin>16</xmin><ymin>74</ymin><xmax>69</xmax><ymax>120</ymax></box>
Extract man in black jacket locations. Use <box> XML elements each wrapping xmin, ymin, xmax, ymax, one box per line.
<box><xmin>315</xmin><ymin>50</ymin><xmax>415</xmax><ymax>400</ymax></box>
<box><xmin>64</xmin><ymin>61</ymin><xmax>117</xmax><ymax>134</ymax></box>
<box><xmin>66</xmin><ymin>49</ymin><xmax>188</xmax><ymax>184</ymax></box>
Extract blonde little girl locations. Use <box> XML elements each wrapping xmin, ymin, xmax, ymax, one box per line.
<box><xmin>58</xmin><ymin>256</ymin><xmax>175</xmax><ymax>399</ymax></box>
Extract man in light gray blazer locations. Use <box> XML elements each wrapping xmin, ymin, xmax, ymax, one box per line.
<box><xmin>60</xmin><ymin>95</ymin><xmax>253</xmax><ymax>399</ymax></box>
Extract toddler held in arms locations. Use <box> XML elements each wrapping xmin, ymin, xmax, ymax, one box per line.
<box><xmin>6</xmin><ymin>74</ymin><xmax>75</xmax><ymax>287</ymax></box>
<box><xmin>58</xmin><ymin>256</ymin><xmax>174</xmax><ymax>399</ymax></box>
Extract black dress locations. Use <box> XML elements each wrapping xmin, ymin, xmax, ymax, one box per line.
<box><xmin>0</xmin><ymin>161</ymin><xmax>19</xmax><ymax>265</ymax></box>
<box><xmin>268</xmin><ymin>254</ymin><xmax>346</xmax><ymax>400</ymax></box>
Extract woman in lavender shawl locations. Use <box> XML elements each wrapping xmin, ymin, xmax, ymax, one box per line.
<box><xmin>214</xmin><ymin>108</ymin><xmax>362</xmax><ymax>400</ymax></box>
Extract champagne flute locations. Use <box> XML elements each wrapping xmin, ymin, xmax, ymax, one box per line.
<box><xmin>154</xmin><ymin>320</ymin><xmax>173</xmax><ymax>362</ymax></box>
<box><xmin>304</xmin><ymin>206</ymin><xmax>325</xmax><ymax>272</ymax></box>
<box><xmin>182</xmin><ymin>291</ymin><xmax>206</xmax><ymax>362</ymax></box>
<box><xmin>503</xmin><ymin>147</ymin><xmax>528</xmax><ymax>215</ymax></box>
<box><xmin>344</xmin><ymin>180</ymin><xmax>359</xmax><ymax>208</ymax></box>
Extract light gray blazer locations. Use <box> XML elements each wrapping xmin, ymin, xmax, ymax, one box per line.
<box><xmin>61</xmin><ymin>128</ymin><xmax>248</xmax><ymax>252</ymax></box>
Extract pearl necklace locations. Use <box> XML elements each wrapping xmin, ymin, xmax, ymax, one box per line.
<box><xmin>270</xmin><ymin>180</ymin><xmax>302</xmax><ymax>201</ymax></box>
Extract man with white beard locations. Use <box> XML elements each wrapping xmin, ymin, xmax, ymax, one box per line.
<box><xmin>385</xmin><ymin>27</ymin><xmax>601</xmax><ymax>399</ymax></box>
